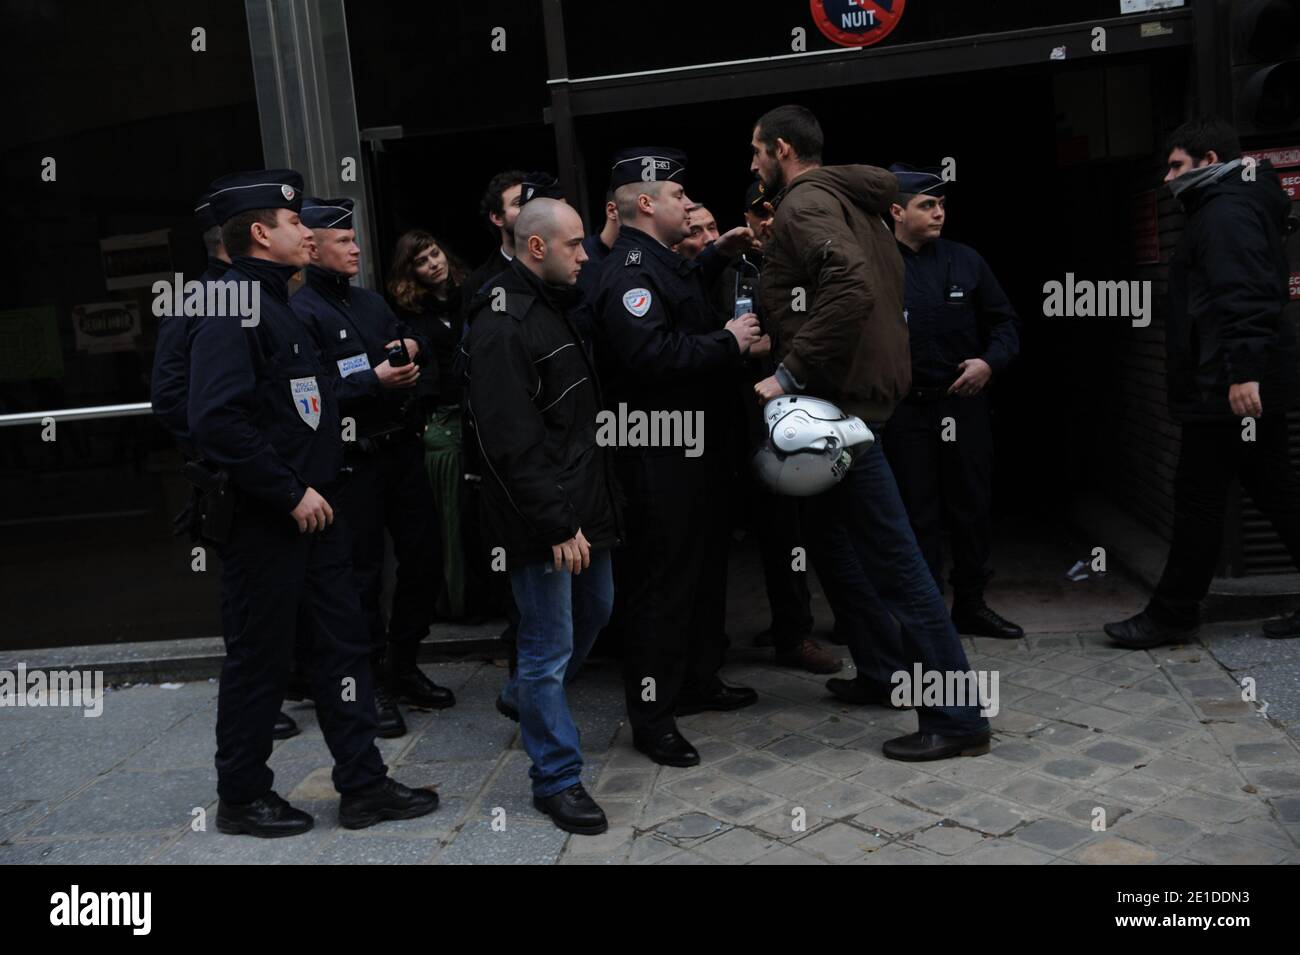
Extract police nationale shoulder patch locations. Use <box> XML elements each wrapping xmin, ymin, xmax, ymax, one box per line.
<box><xmin>622</xmin><ymin>288</ymin><xmax>652</xmax><ymax>317</ymax></box>
<box><xmin>624</xmin><ymin>250</ymin><xmax>641</xmax><ymax>266</ymax></box>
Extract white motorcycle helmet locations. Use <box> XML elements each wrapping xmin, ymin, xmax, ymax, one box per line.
<box><xmin>752</xmin><ymin>395</ymin><xmax>874</xmax><ymax>496</ymax></box>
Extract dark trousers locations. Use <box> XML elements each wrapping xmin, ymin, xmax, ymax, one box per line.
<box><xmin>884</xmin><ymin>393</ymin><xmax>994</xmax><ymax>600</ymax></box>
<box><xmin>803</xmin><ymin>442</ymin><xmax>988</xmax><ymax>736</ymax></box>
<box><xmin>1151</xmin><ymin>415</ymin><xmax>1300</xmax><ymax>626</ymax></box>
<box><xmin>344</xmin><ymin>439</ymin><xmax>443</xmax><ymax>666</ymax></box>
<box><xmin>216</xmin><ymin>509</ymin><xmax>386</xmax><ymax>803</ymax></box>
<box><xmin>747</xmin><ymin>473</ymin><xmax>814</xmax><ymax>649</ymax></box>
<box><xmin>615</xmin><ymin>453</ymin><xmax>729</xmax><ymax>735</ymax></box>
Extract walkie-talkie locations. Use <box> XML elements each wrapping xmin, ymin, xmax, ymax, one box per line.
<box><xmin>387</xmin><ymin>337</ymin><xmax>411</xmax><ymax>367</ymax></box>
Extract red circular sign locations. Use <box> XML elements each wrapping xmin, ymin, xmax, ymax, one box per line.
<box><xmin>810</xmin><ymin>0</ymin><xmax>906</xmax><ymax>48</ymax></box>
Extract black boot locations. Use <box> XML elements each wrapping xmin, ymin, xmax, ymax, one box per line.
<box><xmin>1262</xmin><ymin>610</ymin><xmax>1300</xmax><ymax>640</ymax></box>
<box><xmin>825</xmin><ymin>676</ymin><xmax>913</xmax><ymax>709</ymax></box>
<box><xmin>216</xmin><ymin>791</ymin><xmax>313</xmax><ymax>838</ymax></box>
<box><xmin>676</xmin><ymin>678</ymin><xmax>757</xmax><ymax>715</ymax></box>
<box><xmin>272</xmin><ymin>710</ymin><xmax>300</xmax><ymax>740</ymax></box>
<box><xmin>633</xmin><ymin>728</ymin><xmax>700</xmax><ymax>767</ymax></box>
<box><xmin>338</xmin><ymin>777</ymin><xmax>439</xmax><ymax>830</ymax></box>
<box><xmin>952</xmin><ymin>595</ymin><xmax>1024</xmax><ymax>640</ymax></box>
<box><xmin>374</xmin><ymin>683</ymin><xmax>407</xmax><ymax>739</ymax></box>
<box><xmin>1104</xmin><ymin>611</ymin><xmax>1198</xmax><ymax>650</ymax></box>
<box><xmin>385</xmin><ymin>654</ymin><xmax>455</xmax><ymax>710</ymax></box>
<box><xmin>533</xmin><ymin>783</ymin><xmax>608</xmax><ymax>835</ymax></box>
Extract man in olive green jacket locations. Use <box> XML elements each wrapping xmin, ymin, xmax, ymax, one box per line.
<box><xmin>751</xmin><ymin>105</ymin><xmax>992</xmax><ymax>762</ymax></box>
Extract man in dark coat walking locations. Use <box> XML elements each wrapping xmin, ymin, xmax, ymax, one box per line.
<box><xmin>1106</xmin><ymin>116</ymin><xmax>1300</xmax><ymax>648</ymax></box>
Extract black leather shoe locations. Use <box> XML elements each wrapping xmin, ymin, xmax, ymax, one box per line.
<box><xmin>676</xmin><ymin>681</ymin><xmax>758</xmax><ymax>716</ymax></box>
<box><xmin>339</xmin><ymin>777</ymin><xmax>439</xmax><ymax>830</ymax></box>
<box><xmin>495</xmin><ymin>696</ymin><xmax>520</xmax><ymax>722</ymax></box>
<box><xmin>1103</xmin><ymin>611</ymin><xmax>1199</xmax><ymax>650</ymax></box>
<box><xmin>216</xmin><ymin>791</ymin><xmax>314</xmax><ymax>838</ymax></box>
<box><xmin>374</xmin><ymin>684</ymin><xmax>407</xmax><ymax>739</ymax></box>
<box><xmin>533</xmin><ymin>783</ymin><xmax>608</xmax><ymax>835</ymax></box>
<box><xmin>633</xmin><ymin>729</ymin><xmax>700</xmax><ymax>767</ymax></box>
<box><xmin>882</xmin><ymin>730</ymin><xmax>992</xmax><ymax>762</ymax></box>
<box><xmin>951</xmin><ymin>600</ymin><xmax>1024</xmax><ymax>639</ymax></box>
<box><xmin>1262</xmin><ymin>611</ymin><xmax>1300</xmax><ymax>640</ymax></box>
<box><xmin>272</xmin><ymin>710</ymin><xmax>300</xmax><ymax>740</ymax></box>
<box><xmin>386</xmin><ymin>663</ymin><xmax>456</xmax><ymax>710</ymax></box>
<box><xmin>826</xmin><ymin>676</ymin><xmax>913</xmax><ymax>709</ymax></box>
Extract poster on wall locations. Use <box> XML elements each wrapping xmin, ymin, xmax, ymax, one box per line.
<box><xmin>100</xmin><ymin>229</ymin><xmax>172</xmax><ymax>291</ymax></box>
<box><xmin>71</xmin><ymin>302</ymin><xmax>142</xmax><ymax>354</ymax></box>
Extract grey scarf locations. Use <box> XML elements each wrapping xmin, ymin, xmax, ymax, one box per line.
<box><xmin>1168</xmin><ymin>158</ymin><xmax>1243</xmax><ymax>199</ymax></box>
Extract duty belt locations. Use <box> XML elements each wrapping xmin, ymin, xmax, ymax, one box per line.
<box><xmin>352</xmin><ymin>425</ymin><xmax>417</xmax><ymax>456</ymax></box>
<box><xmin>906</xmin><ymin>384</ymin><xmax>953</xmax><ymax>403</ymax></box>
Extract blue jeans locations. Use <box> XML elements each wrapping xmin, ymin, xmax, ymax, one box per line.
<box><xmin>500</xmin><ymin>549</ymin><xmax>614</xmax><ymax>797</ymax></box>
<box><xmin>804</xmin><ymin>442</ymin><xmax>988</xmax><ymax>736</ymax></box>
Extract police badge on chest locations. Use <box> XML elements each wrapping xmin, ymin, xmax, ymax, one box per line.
<box><xmin>291</xmin><ymin>376</ymin><xmax>322</xmax><ymax>429</ymax></box>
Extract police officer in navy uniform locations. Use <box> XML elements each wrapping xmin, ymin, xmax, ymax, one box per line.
<box><xmin>291</xmin><ymin>197</ymin><xmax>456</xmax><ymax>737</ymax></box>
<box><xmin>189</xmin><ymin>170</ymin><xmax>438</xmax><ymax>836</ymax></box>
<box><xmin>150</xmin><ymin>188</ymin><xmax>299</xmax><ymax>740</ymax></box>
<box><xmin>593</xmin><ymin>148</ymin><xmax>763</xmax><ymax>767</ymax></box>
<box><xmin>885</xmin><ymin>165</ymin><xmax>1023</xmax><ymax>640</ymax></box>
<box><xmin>151</xmin><ymin>190</ymin><xmax>232</xmax><ymax>458</ymax></box>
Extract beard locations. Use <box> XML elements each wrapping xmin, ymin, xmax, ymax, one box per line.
<box><xmin>763</xmin><ymin>164</ymin><xmax>786</xmax><ymax>194</ymax></box>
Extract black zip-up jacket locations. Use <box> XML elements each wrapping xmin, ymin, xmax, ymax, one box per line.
<box><xmin>290</xmin><ymin>265</ymin><xmax>430</xmax><ymax>439</ymax></box>
<box><xmin>394</xmin><ymin>283</ymin><xmax>464</xmax><ymax>409</ymax></box>
<box><xmin>464</xmin><ymin>259</ymin><xmax>622</xmax><ymax>569</ymax></box>
<box><xmin>1167</xmin><ymin>161</ymin><xmax>1300</xmax><ymax>421</ymax></box>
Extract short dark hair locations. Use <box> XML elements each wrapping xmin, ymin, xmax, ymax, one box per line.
<box><xmin>755</xmin><ymin>105</ymin><xmax>824</xmax><ymax>164</ymax></box>
<box><xmin>220</xmin><ymin>208</ymin><xmax>280</xmax><ymax>257</ymax></box>
<box><xmin>1165</xmin><ymin>115</ymin><xmax>1242</xmax><ymax>163</ymax></box>
<box><xmin>479</xmin><ymin>169</ymin><xmax>527</xmax><ymax>232</ymax></box>
<box><xmin>894</xmin><ymin>192</ymin><xmax>917</xmax><ymax>208</ymax></box>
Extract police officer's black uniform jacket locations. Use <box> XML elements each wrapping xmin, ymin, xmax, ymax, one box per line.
<box><xmin>897</xmin><ymin>236</ymin><xmax>1019</xmax><ymax>392</ymax></box>
<box><xmin>290</xmin><ymin>265</ymin><xmax>430</xmax><ymax>444</ymax></box>
<box><xmin>151</xmin><ymin>255</ymin><xmax>230</xmax><ymax>454</ymax></box>
<box><xmin>464</xmin><ymin>258</ymin><xmax>622</xmax><ymax>569</ymax></box>
<box><xmin>592</xmin><ymin>225</ymin><xmax>741</xmax><ymax>446</ymax></box>
<box><xmin>188</xmin><ymin>256</ymin><xmax>342</xmax><ymax>513</ymax></box>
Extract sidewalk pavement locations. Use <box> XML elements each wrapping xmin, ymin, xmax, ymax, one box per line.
<box><xmin>3</xmin><ymin>620</ymin><xmax>1299</xmax><ymax>864</ymax></box>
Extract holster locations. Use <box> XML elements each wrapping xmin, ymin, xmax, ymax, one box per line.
<box><xmin>177</xmin><ymin>461</ymin><xmax>236</xmax><ymax>545</ymax></box>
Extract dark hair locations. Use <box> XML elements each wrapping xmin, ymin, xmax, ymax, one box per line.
<box><xmin>220</xmin><ymin>208</ymin><xmax>280</xmax><ymax>257</ymax></box>
<box><xmin>755</xmin><ymin>105</ymin><xmax>824</xmax><ymax>164</ymax></box>
<box><xmin>1165</xmin><ymin>115</ymin><xmax>1242</xmax><ymax>163</ymax></box>
<box><xmin>387</xmin><ymin>229</ymin><xmax>468</xmax><ymax>312</ymax></box>
<box><xmin>479</xmin><ymin>169</ymin><xmax>527</xmax><ymax>234</ymax></box>
<box><xmin>894</xmin><ymin>193</ymin><xmax>917</xmax><ymax>209</ymax></box>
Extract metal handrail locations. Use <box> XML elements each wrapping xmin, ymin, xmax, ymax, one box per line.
<box><xmin>0</xmin><ymin>402</ymin><xmax>154</xmax><ymax>427</ymax></box>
